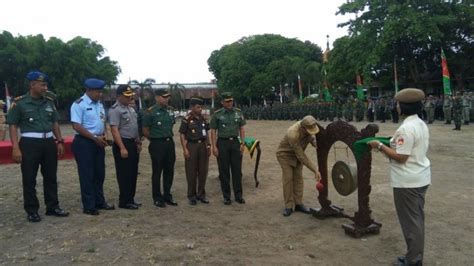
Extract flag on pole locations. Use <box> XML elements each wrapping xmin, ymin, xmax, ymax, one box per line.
<box><xmin>356</xmin><ymin>74</ymin><xmax>365</xmax><ymax>100</ymax></box>
<box><xmin>4</xmin><ymin>82</ymin><xmax>11</xmax><ymax>110</ymax></box>
<box><xmin>394</xmin><ymin>58</ymin><xmax>399</xmax><ymax>93</ymax></box>
<box><xmin>297</xmin><ymin>74</ymin><xmax>303</xmax><ymax>101</ymax></box>
<box><xmin>441</xmin><ymin>48</ymin><xmax>452</xmax><ymax>96</ymax></box>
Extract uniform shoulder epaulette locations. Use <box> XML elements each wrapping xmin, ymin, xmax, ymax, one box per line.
<box><xmin>146</xmin><ymin>105</ymin><xmax>155</xmax><ymax>113</ymax></box>
<box><xmin>14</xmin><ymin>95</ymin><xmax>26</xmax><ymax>102</ymax></box>
<box><xmin>214</xmin><ymin>108</ymin><xmax>223</xmax><ymax>113</ymax></box>
<box><xmin>75</xmin><ymin>97</ymin><xmax>83</xmax><ymax>104</ymax></box>
<box><xmin>182</xmin><ymin>114</ymin><xmax>191</xmax><ymax>123</ymax></box>
<box><xmin>235</xmin><ymin>107</ymin><xmax>242</xmax><ymax>112</ymax></box>
<box><xmin>111</xmin><ymin>102</ymin><xmax>118</xmax><ymax>109</ymax></box>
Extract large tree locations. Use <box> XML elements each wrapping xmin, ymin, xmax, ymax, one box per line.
<box><xmin>208</xmin><ymin>34</ymin><xmax>323</xmax><ymax>102</ymax></box>
<box><xmin>329</xmin><ymin>0</ymin><xmax>473</xmax><ymax>91</ymax></box>
<box><xmin>0</xmin><ymin>31</ymin><xmax>121</xmax><ymax>108</ymax></box>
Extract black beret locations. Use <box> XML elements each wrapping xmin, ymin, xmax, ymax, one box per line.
<box><xmin>190</xmin><ymin>97</ymin><xmax>204</xmax><ymax>105</ymax></box>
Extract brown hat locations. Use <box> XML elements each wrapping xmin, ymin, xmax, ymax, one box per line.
<box><xmin>395</xmin><ymin>88</ymin><xmax>425</xmax><ymax>103</ymax></box>
<box><xmin>300</xmin><ymin>115</ymin><xmax>319</xmax><ymax>135</ymax></box>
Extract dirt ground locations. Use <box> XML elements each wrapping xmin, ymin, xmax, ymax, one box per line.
<box><xmin>0</xmin><ymin>120</ymin><xmax>473</xmax><ymax>265</ymax></box>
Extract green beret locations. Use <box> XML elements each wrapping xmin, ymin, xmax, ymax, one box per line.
<box><xmin>395</xmin><ymin>88</ymin><xmax>425</xmax><ymax>103</ymax></box>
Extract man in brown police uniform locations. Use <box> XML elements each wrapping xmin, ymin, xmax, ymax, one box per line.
<box><xmin>179</xmin><ymin>97</ymin><xmax>211</xmax><ymax>205</ymax></box>
<box><xmin>276</xmin><ymin>115</ymin><xmax>321</xmax><ymax>217</ymax></box>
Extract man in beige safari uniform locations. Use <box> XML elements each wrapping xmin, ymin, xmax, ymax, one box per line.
<box><xmin>276</xmin><ymin>115</ymin><xmax>321</xmax><ymax>217</ymax></box>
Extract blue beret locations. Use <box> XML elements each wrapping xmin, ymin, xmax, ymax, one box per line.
<box><xmin>26</xmin><ymin>71</ymin><xmax>48</xmax><ymax>82</ymax></box>
<box><xmin>84</xmin><ymin>78</ymin><xmax>105</xmax><ymax>90</ymax></box>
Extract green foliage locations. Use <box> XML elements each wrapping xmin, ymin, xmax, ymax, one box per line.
<box><xmin>329</xmin><ymin>0</ymin><xmax>473</xmax><ymax>90</ymax></box>
<box><xmin>0</xmin><ymin>31</ymin><xmax>121</xmax><ymax>108</ymax></box>
<box><xmin>208</xmin><ymin>34</ymin><xmax>323</xmax><ymax>101</ymax></box>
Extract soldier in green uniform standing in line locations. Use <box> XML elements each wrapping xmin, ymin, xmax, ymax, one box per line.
<box><xmin>6</xmin><ymin>71</ymin><xmax>69</xmax><ymax>222</ymax></box>
<box><xmin>142</xmin><ymin>89</ymin><xmax>178</xmax><ymax>207</ymax></box>
<box><xmin>461</xmin><ymin>92</ymin><xmax>470</xmax><ymax>125</ymax></box>
<box><xmin>443</xmin><ymin>94</ymin><xmax>453</xmax><ymax>124</ymax></box>
<box><xmin>452</xmin><ymin>92</ymin><xmax>463</xmax><ymax>131</ymax></box>
<box><xmin>210</xmin><ymin>92</ymin><xmax>246</xmax><ymax>205</ymax></box>
<box><xmin>423</xmin><ymin>95</ymin><xmax>435</xmax><ymax>124</ymax></box>
<box><xmin>354</xmin><ymin>98</ymin><xmax>364</xmax><ymax>122</ymax></box>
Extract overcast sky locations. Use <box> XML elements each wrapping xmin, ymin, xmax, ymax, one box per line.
<box><xmin>2</xmin><ymin>0</ymin><xmax>350</xmax><ymax>84</ymax></box>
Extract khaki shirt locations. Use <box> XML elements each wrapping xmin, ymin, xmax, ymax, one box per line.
<box><xmin>276</xmin><ymin>121</ymin><xmax>318</xmax><ymax>173</ymax></box>
<box><xmin>179</xmin><ymin>112</ymin><xmax>209</xmax><ymax>141</ymax></box>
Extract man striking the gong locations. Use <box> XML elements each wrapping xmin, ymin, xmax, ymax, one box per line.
<box><xmin>276</xmin><ymin>115</ymin><xmax>321</xmax><ymax>217</ymax></box>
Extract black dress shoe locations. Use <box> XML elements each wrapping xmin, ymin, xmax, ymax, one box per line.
<box><xmin>83</xmin><ymin>209</ymin><xmax>99</xmax><ymax>215</ymax></box>
<box><xmin>282</xmin><ymin>208</ymin><xmax>293</xmax><ymax>217</ymax></box>
<box><xmin>165</xmin><ymin>199</ymin><xmax>178</xmax><ymax>206</ymax></box>
<box><xmin>97</xmin><ymin>203</ymin><xmax>115</xmax><ymax>210</ymax></box>
<box><xmin>188</xmin><ymin>199</ymin><xmax>197</xmax><ymax>205</ymax></box>
<box><xmin>132</xmin><ymin>200</ymin><xmax>142</xmax><ymax>207</ymax></box>
<box><xmin>45</xmin><ymin>208</ymin><xmax>70</xmax><ymax>217</ymax></box>
<box><xmin>235</xmin><ymin>198</ymin><xmax>246</xmax><ymax>204</ymax></box>
<box><xmin>198</xmin><ymin>197</ymin><xmax>210</xmax><ymax>204</ymax></box>
<box><xmin>154</xmin><ymin>201</ymin><xmax>166</xmax><ymax>208</ymax></box>
<box><xmin>119</xmin><ymin>203</ymin><xmax>139</xmax><ymax>210</ymax></box>
<box><xmin>223</xmin><ymin>198</ymin><xmax>231</xmax><ymax>205</ymax></box>
<box><xmin>27</xmin><ymin>212</ymin><xmax>41</xmax><ymax>222</ymax></box>
<box><xmin>294</xmin><ymin>204</ymin><xmax>311</xmax><ymax>214</ymax></box>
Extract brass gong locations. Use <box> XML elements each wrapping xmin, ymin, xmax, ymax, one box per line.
<box><xmin>331</xmin><ymin>161</ymin><xmax>358</xmax><ymax>196</ymax></box>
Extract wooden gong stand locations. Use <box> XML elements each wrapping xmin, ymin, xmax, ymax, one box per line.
<box><xmin>312</xmin><ymin>120</ymin><xmax>382</xmax><ymax>238</ymax></box>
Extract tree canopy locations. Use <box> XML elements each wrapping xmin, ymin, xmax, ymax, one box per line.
<box><xmin>0</xmin><ymin>30</ymin><xmax>121</xmax><ymax>107</ymax></box>
<box><xmin>328</xmin><ymin>0</ymin><xmax>473</xmax><ymax>92</ymax></box>
<box><xmin>207</xmin><ymin>34</ymin><xmax>323</xmax><ymax>102</ymax></box>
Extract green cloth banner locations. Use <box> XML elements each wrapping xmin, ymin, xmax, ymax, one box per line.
<box><xmin>243</xmin><ymin>137</ymin><xmax>260</xmax><ymax>158</ymax></box>
<box><xmin>353</xmin><ymin>136</ymin><xmax>391</xmax><ymax>161</ymax></box>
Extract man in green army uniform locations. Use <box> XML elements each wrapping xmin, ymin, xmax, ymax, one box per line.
<box><xmin>210</xmin><ymin>92</ymin><xmax>246</xmax><ymax>205</ymax></box>
<box><xmin>424</xmin><ymin>95</ymin><xmax>436</xmax><ymax>124</ymax></box>
<box><xmin>6</xmin><ymin>71</ymin><xmax>69</xmax><ymax>222</ymax></box>
<box><xmin>142</xmin><ymin>89</ymin><xmax>178</xmax><ymax>207</ymax></box>
<box><xmin>461</xmin><ymin>92</ymin><xmax>470</xmax><ymax>125</ymax></box>
<box><xmin>344</xmin><ymin>97</ymin><xmax>354</xmax><ymax>122</ymax></box>
<box><xmin>452</xmin><ymin>92</ymin><xmax>463</xmax><ymax>130</ymax></box>
<box><xmin>443</xmin><ymin>94</ymin><xmax>453</xmax><ymax>124</ymax></box>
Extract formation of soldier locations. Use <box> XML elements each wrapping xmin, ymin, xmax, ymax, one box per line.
<box><xmin>242</xmin><ymin>93</ymin><xmax>473</xmax><ymax>128</ymax></box>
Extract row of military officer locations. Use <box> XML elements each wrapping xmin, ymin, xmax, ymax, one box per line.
<box><xmin>6</xmin><ymin>71</ymin><xmax>246</xmax><ymax>222</ymax></box>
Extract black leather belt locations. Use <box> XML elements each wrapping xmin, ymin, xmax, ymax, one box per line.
<box><xmin>218</xmin><ymin>137</ymin><xmax>238</xmax><ymax>141</ymax></box>
<box><xmin>151</xmin><ymin>137</ymin><xmax>172</xmax><ymax>141</ymax></box>
<box><xmin>187</xmin><ymin>139</ymin><xmax>207</xmax><ymax>143</ymax></box>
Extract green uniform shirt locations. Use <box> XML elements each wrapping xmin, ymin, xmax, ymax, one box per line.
<box><xmin>210</xmin><ymin>108</ymin><xmax>246</xmax><ymax>138</ymax></box>
<box><xmin>142</xmin><ymin>104</ymin><xmax>175</xmax><ymax>138</ymax></box>
<box><xmin>6</xmin><ymin>94</ymin><xmax>59</xmax><ymax>133</ymax></box>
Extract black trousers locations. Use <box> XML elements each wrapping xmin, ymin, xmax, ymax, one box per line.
<box><xmin>148</xmin><ymin>138</ymin><xmax>175</xmax><ymax>202</ymax></box>
<box><xmin>19</xmin><ymin>137</ymin><xmax>59</xmax><ymax>214</ymax></box>
<box><xmin>72</xmin><ymin>135</ymin><xmax>106</xmax><ymax>211</ymax></box>
<box><xmin>112</xmin><ymin>138</ymin><xmax>139</xmax><ymax>206</ymax></box>
<box><xmin>217</xmin><ymin>138</ymin><xmax>243</xmax><ymax>200</ymax></box>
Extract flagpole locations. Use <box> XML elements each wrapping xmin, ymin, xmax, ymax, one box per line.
<box><xmin>279</xmin><ymin>84</ymin><xmax>283</xmax><ymax>103</ymax></box>
<box><xmin>4</xmin><ymin>82</ymin><xmax>11</xmax><ymax>110</ymax></box>
<box><xmin>394</xmin><ymin>56</ymin><xmax>399</xmax><ymax>94</ymax></box>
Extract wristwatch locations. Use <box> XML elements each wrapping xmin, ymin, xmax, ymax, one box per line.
<box><xmin>377</xmin><ymin>142</ymin><xmax>384</xmax><ymax>151</ymax></box>
<box><xmin>55</xmin><ymin>139</ymin><xmax>64</xmax><ymax>144</ymax></box>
